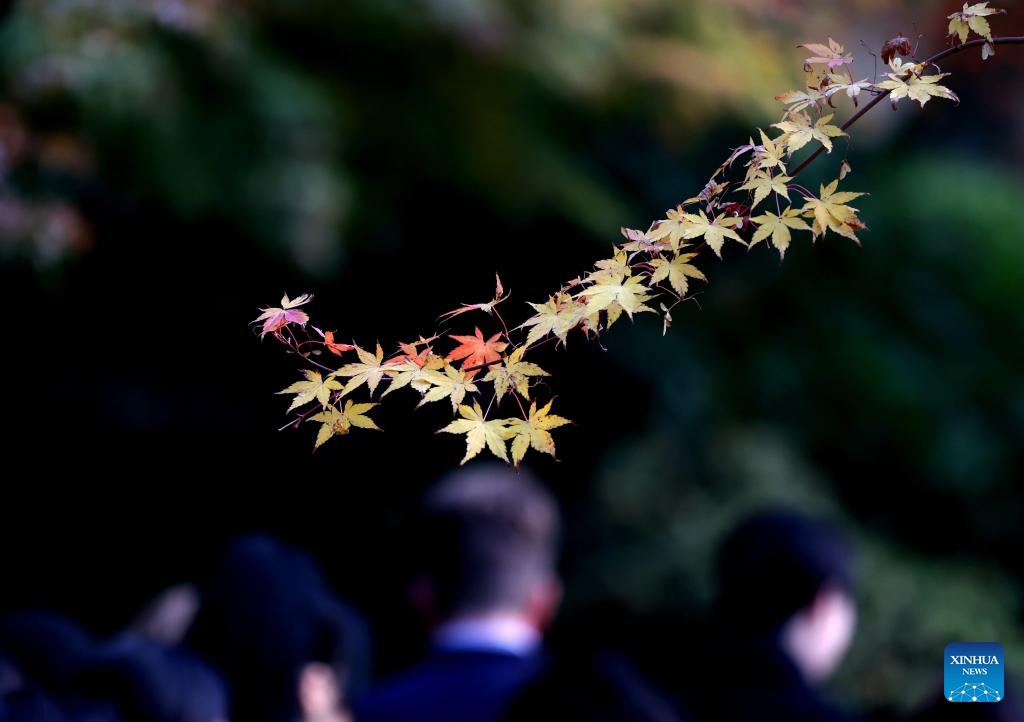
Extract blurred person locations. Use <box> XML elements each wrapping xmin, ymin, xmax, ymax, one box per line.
<box><xmin>682</xmin><ymin>508</ymin><xmax>863</xmax><ymax>722</ymax></box>
<box><xmin>501</xmin><ymin>648</ymin><xmax>684</xmax><ymax>722</ymax></box>
<box><xmin>183</xmin><ymin>534</ymin><xmax>371</xmax><ymax>722</ymax></box>
<box><xmin>0</xmin><ymin>611</ymin><xmax>94</xmax><ymax>699</ymax></box>
<box><xmin>354</xmin><ymin>461</ymin><xmax>562</xmax><ymax>722</ymax></box>
<box><xmin>74</xmin><ymin>634</ymin><xmax>228</xmax><ymax>722</ymax></box>
<box><xmin>0</xmin><ymin>610</ymin><xmax>119</xmax><ymax>722</ymax></box>
<box><xmin>124</xmin><ymin>584</ymin><xmax>200</xmax><ymax>647</ymax></box>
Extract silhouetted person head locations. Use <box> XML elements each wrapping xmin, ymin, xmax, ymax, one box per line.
<box><xmin>184</xmin><ymin>534</ymin><xmax>370</xmax><ymax>722</ymax></box>
<box><xmin>410</xmin><ymin>461</ymin><xmax>562</xmax><ymax>631</ymax></box>
<box><xmin>356</xmin><ymin>462</ymin><xmax>562</xmax><ymax>722</ymax></box>
<box><xmin>715</xmin><ymin>508</ymin><xmax>859</xmax><ymax>683</ymax></box>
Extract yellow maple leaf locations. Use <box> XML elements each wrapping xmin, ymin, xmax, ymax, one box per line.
<box><xmin>383</xmin><ymin>354</ymin><xmax>445</xmax><ymax>397</ymax></box>
<box><xmin>418</xmin><ymin>362</ymin><xmax>479</xmax><ymax>412</ymax></box>
<box><xmin>310</xmin><ymin>400</ymin><xmax>380</xmax><ymax>448</ymax></box>
<box><xmin>648</xmin><ymin>252</ymin><xmax>707</xmax><ymax>297</ymax></box>
<box><xmin>484</xmin><ymin>346</ymin><xmax>549</xmax><ymax>403</ymax></box>
<box><xmin>575</xmin><ymin>274</ymin><xmax>655</xmax><ymax>329</ymax></box>
<box><xmin>948</xmin><ymin>2</ymin><xmax>1004</xmax><ymax>45</ymax></box>
<box><xmin>680</xmin><ymin>210</ymin><xmax>745</xmax><ymax>258</ymax></box>
<box><xmin>772</xmin><ymin>112</ymin><xmax>845</xmax><ymax>154</ymax></box>
<box><xmin>877</xmin><ymin>69</ymin><xmax>959</xmax><ymax>108</ymax></box>
<box><xmin>439</xmin><ymin>401</ymin><xmax>515</xmax><ymax>464</ymax></box>
<box><xmin>587</xmin><ymin>249</ymin><xmax>632</xmax><ymax>284</ymax></box>
<box><xmin>508</xmin><ymin>400</ymin><xmax>572</xmax><ymax>465</ymax></box>
<box><xmin>334</xmin><ymin>343</ymin><xmax>388</xmax><ymax>397</ymax></box>
<box><xmin>518</xmin><ymin>293</ymin><xmax>587</xmax><ymax>348</ymax></box>
<box><xmin>750</xmin><ymin>208</ymin><xmax>813</xmax><ymax>258</ymax></box>
<box><xmin>646</xmin><ymin>208</ymin><xmax>697</xmax><ymax>252</ymax></box>
<box><xmin>822</xmin><ymin>76</ymin><xmax>874</xmax><ymax>107</ymax></box>
<box><xmin>774</xmin><ymin>89</ymin><xmax>822</xmax><ymax>114</ymax></box>
<box><xmin>278</xmin><ymin>369</ymin><xmax>342</xmax><ymax>412</ymax></box>
<box><xmin>800</xmin><ymin>179</ymin><xmax>867</xmax><ymax>243</ymax></box>
<box><xmin>753</xmin><ymin>130</ymin><xmax>788</xmax><ymax>173</ymax></box>
<box><xmin>738</xmin><ymin>170</ymin><xmax>792</xmax><ymax>208</ymax></box>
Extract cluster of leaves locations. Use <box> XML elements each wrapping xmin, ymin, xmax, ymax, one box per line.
<box><xmin>255</xmin><ymin>2</ymin><xmax>1014</xmax><ymax>467</ymax></box>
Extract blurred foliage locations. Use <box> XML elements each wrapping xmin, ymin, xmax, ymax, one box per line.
<box><xmin>568</xmin><ymin>155</ymin><xmax>1024</xmax><ymax>712</ymax></box>
<box><xmin>1</xmin><ymin>0</ymin><xmax>957</xmax><ymax>271</ymax></box>
<box><xmin>3</xmin><ymin>0</ymin><xmax>1024</xmax><ymax>715</ymax></box>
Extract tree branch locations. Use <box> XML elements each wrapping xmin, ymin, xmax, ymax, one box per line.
<box><xmin>790</xmin><ymin>35</ymin><xmax>1024</xmax><ymax>180</ymax></box>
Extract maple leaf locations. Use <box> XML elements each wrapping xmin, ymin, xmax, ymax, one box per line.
<box><xmin>738</xmin><ymin>170</ymin><xmax>791</xmax><ymax>208</ymax></box>
<box><xmin>483</xmin><ymin>346</ymin><xmax>549</xmax><ymax>403</ymax></box>
<box><xmin>508</xmin><ymin>400</ymin><xmax>572</xmax><ymax>466</ymax></box>
<box><xmin>752</xmin><ymin>130</ymin><xmax>787</xmax><ymax>174</ymax></box>
<box><xmin>445</xmin><ymin>328</ymin><xmax>508</xmax><ymax>373</ymax></box>
<box><xmin>334</xmin><ymin>343</ymin><xmax>389</xmax><ymax>397</ymax></box>
<box><xmin>798</xmin><ymin>38</ymin><xmax>854</xmax><ymax>72</ymax></box>
<box><xmin>310</xmin><ymin>400</ymin><xmax>380</xmax><ymax>449</ymax></box>
<box><xmin>877</xmin><ymin>70</ymin><xmax>959</xmax><ymax>108</ymax></box>
<box><xmin>254</xmin><ymin>293</ymin><xmax>312</xmax><ymax>338</ymax></box>
<box><xmin>439</xmin><ymin>401</ymin><xmax>515</xmax><ymax>464</ymax></box>
<box><xmin>880</xmin><ymin>34</ymin><xmax>913</xmax><ymax>65</ymax></box>
<box><xmin>518</xmin><ymin>293</ymin><xmax>587</xmax><ymax>348</ymax></box>
<box><xmin>948</xmin><ymin>2</ymin><xmax>1004</xmax><ymax>45</ymax></box>
<box><xmin>719</xmin><ymin>137</ymin><xmax>757</xmax><ymax>173</ymax></box>
<box><xmin>801</xmin><ymin>179</ymin><xmax>867</xmax><ymax>243</ymax></box>
<box><xmin>772</xmin><ymin>112</ymin><xmax>846</xmax><ymax>154</ymax></box>
<box><xmin>680</xmin><ymin>210</ymin><xmax>745</xmax><ymax>258</ymax></box>
<box><xmin>575</xmin><ymin>274</ymin><xmax>655</xmax><ymax>329</ymax></box>
<box><xmin>750</xmin><ymin>208</ymin><xmax>813</xmax><ymax>258</ymax></box>
<box><xmin>696</xmin><ymin>179</ymin><xmax>729</xmax><ymax>204</ymax></box>
<box><xmin>649</xmin><ymin>252</ymin><xmax>707</xmax><ymax>298</ymax></box>
<box><xmin>587</xmin><ymin>249</ymin><xmax>632</xmax><ymax>284</ymax></box>
<box><xmin>619</xmin><ymin>227</ymin><xmax>663</xmax><ymax>254</ymax></box>
<box><xmin>418</xmin><ymin>362</ymin><xmax>479</xmax><ymax>412</ymax></box>
<box><xmin>278</xmin><ymin>369</ymin><xmax>342</xmax><ymax>412</ymax></box>
<box><xmin>386</xmin><ymin>335</ymin><xmax>439</xmax><ymax>368</ymax></box>
<box><xmin>645</xmin><ymin>209</ymin><xmax>696</xmax><ymax>252</ymax></box>
<box><xmin>822</xmin><ymin>76</ymin><xmax>874</xmax><ymax>107</ymax></box>
<box><xmin>774</xmin><ymin>89</ymin><xmax>822</xmax><ymax>114</ymax></box>
<box><xmin>383</xmin><ymin>354</ymin><xmax>445</xmax><ymax>396</ymax></box>
<box><xmin>322</xmin><ymin>330</ymin><xmax>356</xmax><ymax>356</ymax></box>
<box><xmin>437</xmin><ymin>273</ymin><xmax>509</xmax><ymax>322</ymax></box>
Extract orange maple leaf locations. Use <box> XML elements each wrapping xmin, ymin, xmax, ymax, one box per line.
<box><xmin>386</xmin><ymin>335</ymin><xmax>439</xmax><ymax>368</ymax></box>
<box><xmin>323</xmin><ymin>331</ymin><xmax>356</xmax><ymax>356</ymax></box>
<box><xmin>445</xmin><ymin>328</ymin><xmax>507</xmax><ymax>373</ymax></box>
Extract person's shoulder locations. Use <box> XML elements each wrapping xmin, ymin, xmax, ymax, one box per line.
<box><xmin>354</xmin><ymin>651</ymin><xmax>543</xmax><ymax>722</ymax></box>
<box><xmin>353</xmin><ymin>661</ymin><xmax>437</xmax><ymax>718</ymax></box>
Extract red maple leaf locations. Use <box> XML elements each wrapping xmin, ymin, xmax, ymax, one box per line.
<box><xmin>445</xmin><ymin>328</ymin><xmax>507</xmax><ymax>373</ymax></box>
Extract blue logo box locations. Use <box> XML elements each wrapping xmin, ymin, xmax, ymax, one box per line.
<box><xmin>945</xmin><ymin>642</ymin><xmax>1004</xmax><ymax>702</ymax></box>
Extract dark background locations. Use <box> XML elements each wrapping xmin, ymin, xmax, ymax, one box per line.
<box><xmin>2</xmin><ymin>0</ymin><xmax>1023</xmax><ymax>715</ymax></box>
